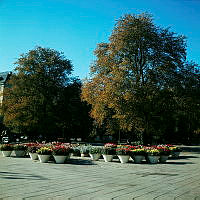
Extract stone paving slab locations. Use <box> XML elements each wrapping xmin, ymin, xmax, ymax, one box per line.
<box><xmin>0</xmin><ymin>151</ymin><xmax>200</xmax><ymax>200</ymax></box>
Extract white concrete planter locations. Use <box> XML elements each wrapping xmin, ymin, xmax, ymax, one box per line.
<box><xmin>53</xmin><ymin>155</ymin><xmax>67</xmax><ymax>164</ymax></box>
<box><xmin>118</xmin><ymin>155</ymin><xmax>130</xmax><ymax>164</ymax></box>
<box><xmin>2</xmin><ymin>151</ymin><xmax>12</xmax><ymax>157</ymax></box>
<box><xmin>159</xmin><ymin>155</ymin><xmax>169</xmax><ymax>163</ymax></box>
<box><xmin>89</xmin><ymin>153</ymin><xmax>101</xmax><ymax>161</ymax></box>
<box><xmin>133</xmin><ymin>155</ymin><xmax>145</xmax><ymax>164</ymax></box>
<box><xmin>103</xmin><ymin>154</ymin><xmax>113</xmax><ymax>162</ymax></box>
<box><xmin>13</xmin><ymin>150</ymin><xmax>26</xmax><ymax>157</ymax></box>
<box><xmin>38</xmin><ymin>154</ymin><xmax>51</xmax><ymax>163</ymax></box>
<box><xmin>29</xmin><ymin>153</ymin><xmax>38</xmax><ymax>160</ymax></box>
<box><xmin>147</xmin><ymin>156</ymin><xmax>160</xmax><ymax>164</ymax></box>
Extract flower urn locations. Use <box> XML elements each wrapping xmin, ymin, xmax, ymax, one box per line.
<box><xmin>133</xmin><ymin>155</ymin><xmax>145</xmax><ymax>164</ymax></box>
<box><xmin>118</xmin><ymin>155</ymin><xmax>130</xmax><ymax>164</ymax></box>
<box><xmin>2</xmin><ymin>151</ymin><xmax>12</xmax><ymax>157</ymax></box>
<box><xmin>89</xmin><ymin>153</ymin><xmax>101</xmax><ymax>161</ymax></box>
<box><xmin>53</xmin><ymin>155</ymin><xmax>67</xmax><ymax>164</ymax></box>
<box><xmin>102</xmin><ymin>154</ymin><xmax>113</xmax><ymax>162</ymax></box>
<box><xmin>147</xmin><ymin>156</ymin><xmax>160</xmax><ymax>164</ymax></box>
<box><xmin>38</xmin><ymin>154</ymin><xmax>51</xmax><ymax>163</ymax></box>
<box><xmin>13</xmin><ymin>150</ymin><xmax>26</xmax><ymax>157</ymax></box>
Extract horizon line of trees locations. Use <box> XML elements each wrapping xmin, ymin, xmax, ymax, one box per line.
<box><xmin>1</xmin><ymin>13</ymin><xmax>200</xmax><ymax>145</ymax></box>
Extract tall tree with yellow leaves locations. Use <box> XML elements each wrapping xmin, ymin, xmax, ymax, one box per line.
<box><xmin>82</xmin><ymin>13</ymin><xmax>192</xmax><ymax>144</ymax></box>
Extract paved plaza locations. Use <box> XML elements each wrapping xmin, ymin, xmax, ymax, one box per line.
<box><xmin>0</xmin><ymin>150</ymin><xmax>200</xmax><ymax>200</ymax></box>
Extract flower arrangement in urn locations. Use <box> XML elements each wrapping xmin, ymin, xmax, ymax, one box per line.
<box><xmin>145</xmin><ymin>148</ymin><xmax>160</xmax><ymax>156</ymax></box>
<box><xmin>51</xmin><ymin>145</ymin><xmax>72</xmax><ymax>164</ymax></box>
<box><xmin>116</xmin><ymin>145</ymin><xmax>131</xmax><ymax>163</ymax></box>
<box><xmin>37</xmin><ymin>146</ymin><xmax>52</xmax><ymax>163</ymax></box>
<box><xmin>52</xmin><ymin>145</ymin><xmax>71</xmax><ymax>156</ymax></box>
<box><xmin>116</xmin><ymin>145</ymin><xmax>131</xmax><ymax>155</ymax></box>
<box><xmin>168</xmin><ymin>145</ymin><xmax>182</xmax><ymax>158</ymax></box>
<box><xmin>145</xmin><ymin>147</ymin><xmax>160</xmax><ymax>164</ymax></box>
<box><xmin>37</xmin><ymin>146</ymin><xmax>52</xmax><ymax>155</ymax></box>
<box><xmin>89</xmin><ymin>147</ymin><xmax>102</xmax><ymax>161</ymax></box>
<box><xmin>26</xmin><ymin>143</ymin><xmax>41</xmax><ymax>160</ymax></box>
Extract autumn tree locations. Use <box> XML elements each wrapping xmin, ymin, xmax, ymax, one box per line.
<box><xmin>2</xmin><ymin>47</ymin><xmax>73</xmax><ymax>140</ymax></box>
<box><xmin>82</xmin><ymin>13</ymin><xmax>199</xmax><ymax>144</ymax></box>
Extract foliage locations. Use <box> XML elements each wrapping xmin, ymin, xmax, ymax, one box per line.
<box><xmin>26</xmin><ymin>143</ymin><xmax>41</xmax><ymax>153</ymax></box>
<box><xmin>37</xmin><ymin>146</ymin><xmax>52</xmax><ymax>155</ymax></box>
<box><xmin>102</xmin><ymin>147</ymin><xmax>116</xmax><ymax>155</ymax></box>
<box><xmin>145</xmin><ymin>148</ymin><xmax>160</xmax><ymax>156</ymax></box>
<box><xmin>0</xmin><ymin>144</ymin><xmax>13</xmax><ymax>151</ymax></box>
<box><xmin>89</xmin><ymin>147</ymin><xmax>102</xmax><ymax>154</ymax></box>
<box><xmin>77</xmin><ymin>144</ymin><xmax>92</xmax><ymax>154</ymax></box>
<box><xmin>2</xmin><ymin>47</ymin><xmax>73</xmax><ymax>139</ymax></box>
<box><xmin>52</xmin><ymin>145</ymin><xmax>71</xmax><ymax>156</ymax></box>
<box><xmin>130</xmin><ymin>148</ymin><xmax>145</xmax><ymax>156</ymax></box>
<box><xmin>157</xmin><ymin>145</ymin><xmax>171</xmax><ymax>155</ymax></box>
<box><xmin>116</xmin><ymin>145</ymin><xmax>131</xmax><ymax>155</ymax></box>
<box><xmin>82</xmin><ymin>13</ymin><xmax>200</xmax><ymax>144</ymax></box>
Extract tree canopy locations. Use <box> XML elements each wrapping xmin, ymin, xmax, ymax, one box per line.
<box><xmin>82</xmin><ymin>13</ymin><xmax>200</xmax><ymax>144</ymax></box>
<box><xmin>2</xmin><ymin>47</ymin><xmax>73</xmax><ymax>139</ymax></box>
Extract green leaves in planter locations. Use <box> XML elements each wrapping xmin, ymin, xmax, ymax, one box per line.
<box><xmin>37</xmin><ymin>147</ymin><xmax>52</xmax><ymax>155</ymax></box>
<box><xmin>89</xmin><ymin>147</ymin><xmax>102</xmax><ymax>154</ymax></box>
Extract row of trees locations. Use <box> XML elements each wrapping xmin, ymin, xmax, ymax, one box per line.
<box><xmin>1</xmin><ymin>13</ymin><xmax>200</xmax><ymax>144</ymax></box>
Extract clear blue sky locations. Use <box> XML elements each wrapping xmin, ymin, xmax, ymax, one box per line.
<box><xmin>0</xmin><ymin>0</ymin><xmax>199</xmax><ymax>79</ymax></box>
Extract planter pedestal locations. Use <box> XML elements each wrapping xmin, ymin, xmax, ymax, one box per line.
<box><xmin>53</xmin><ymin>155</ymin><xmax>67</xmax><ymax>164</ymax></box>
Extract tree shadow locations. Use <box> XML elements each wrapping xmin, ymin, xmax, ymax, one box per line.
<box><xmin>0</xmin><ymin>171</ymin><xmax>48</xmax><ymax>180</ymax></box>
<box><xmin>168</xmin><ymin>155</ymin><xmax>199</xmax><ymax>160</ymax></box>
<box><xmin>164</xmin><ymin>161</ymin><xmax>194</xmax><ymax>165</ymax></box>
<box><xmin>65</xmin><ymin>158</ymin><xmax>96</xmax><ymax>165</ymax></box>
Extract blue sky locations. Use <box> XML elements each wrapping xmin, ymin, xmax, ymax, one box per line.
<box><xmin>0</xmin><ymin>0</ymin><xmax>199</xmax><ymax>79</ymax></box>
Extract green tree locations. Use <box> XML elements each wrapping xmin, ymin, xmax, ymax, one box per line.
<box><xmin>2</xmin><ymin>46</ymin><xmax>73</xmax><ymax>140</ymax></box>
<box><xmin>82</xmin><ymin>13</ymin><xmax>198</xmax><ymax>144</ymax></box>
<box><xmin>56</xmin><ymin>79</ymin><xmax>94</xmax><ymax>141</ymax></box>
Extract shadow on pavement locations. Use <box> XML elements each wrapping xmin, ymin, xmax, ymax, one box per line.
<box><xmin>0</xmin><ymin>171</ymin><xmax>48</xmax><ymax>180</ymax></box>
<box><xmin>66</xmin><ymin>158</ymin><xmax>96</xmax><ymax>165</ymax></box>
<box><xmin>164</xmin><ymin>161</ymin><xmax>194</xmax><ymax>165</ymax></box>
